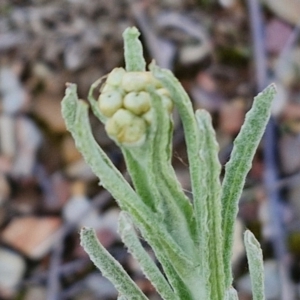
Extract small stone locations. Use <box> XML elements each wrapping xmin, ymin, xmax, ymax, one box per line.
<box><xmin>1</xmin><ymin>216</ymin><xmax>62</xmax><ymax>259</ymax></box>
<box><xmin>0</xmin><ymin>247</ymin><xmax>26</xmax><ymax>298</ymax></box>
<box><xmin>64</xmin><ymin>159</ymin><xmax>96</xmax><ymax>181</ymax></box>
<box><xmin>33</xmin><ymin>93</ymin><xmax>66</xmax><ymax>133</ymax></box>
<box><xmin>266</xmin><ymin>19</ymin><xmax>292</xmax><ymax>54</ymax></box>
<box><xmin>63</xmin><ymin>181</ymin><xmax>102</xmax><ymax>229</ymax></box>
<box><xmin>219</xmin><ymin>98</ymin><xmax>246</xmax><ymax>135</ymax></box>
<box><xmin>61</xmin><ymin>135</ymin><xmax>82</xmax><ymax>165</ymax></box>
<box><xmin>262</xmin><ymin>0</ymin><xmax>300</xmax><ymax>25</ymax></box>
<box><xmin>279</xmin><ymin>133</ymin><xmax>300</xmax><ymax>175</ymax></box>
<box><xmin>24</xmin><ymin>285</ymin><xmax>47</xmax><ymax>300</ymax></box>
<box><xmin>84</xmin><ymin>273</ymin><xmax>118</xmax><ymax>299</ymax></box>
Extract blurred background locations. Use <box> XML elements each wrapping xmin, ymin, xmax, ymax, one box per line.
<box><xmin>0</xmin><ymin>0</ymin><xmax>300</xmax><ymax>299</ymax></box>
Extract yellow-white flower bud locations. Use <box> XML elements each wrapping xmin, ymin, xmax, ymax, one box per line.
<box><xmin>121</xmin><ymin>72</ymin><xmax>162</xmax><ymax>92</ymax></box>
<box><xmin>156</xmin><ymin>88</ymin><xmax>173</xmax><ymax>113</ymax></box>
<box><xmin>101</xmin><ymin>83</ymin><xmax>115</xmax><ymax>93</ymax></box>
<box><xmin>156</xmin><ymin>88</ymin><xmax>170</xmax><ymax>98</ymax></box>
<box><xmin>142</xmin><ymin>108</ymin><xmax>153</xmax><ymax>125</ymax></box>
<box><xmin>98</xmin><ymin>90</ymin><xmax>123</xmax><ymax>117</ymax></box>
<box><xmin>105</xmin><ymin>109</ymin><xmax>147</xmax><ymax>146</ymax></box>
<box><xmin>123</xmin><ymin>91</ymin><xmax>151</xmax><ymax>115</ymax></box>
<box><xmin>106</xmin><ymin>67</ymin><xmax>126</xmax><ymax>87</ymax></box>
<box><xmin>161</xmin><ymin>95</ymin><xmax>173</xmax><ymax>113</ymax></box>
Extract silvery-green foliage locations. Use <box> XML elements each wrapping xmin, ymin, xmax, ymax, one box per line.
<box><xmin>61</xmin><ymin>27</ymin><xmax>276</xmax><ymax>300</ymax></box>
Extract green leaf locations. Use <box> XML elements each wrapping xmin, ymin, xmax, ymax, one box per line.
<box><xmin>244</xmin><ymin>230</ymin><xmax>265</xmax><ymax>300</ymax></box>
<box><xmin>80</xmin><ymin>227</ymin><xmax>148</xmax><ymax>300</ymax></box>
<box><xmin>224</xmin><ymin>287</ymin><xmax>239</xmax><ymax>300</ymax></box>
<box><xmin>196</xmin><ymin>109</ymin><xmax>225</xmax><ymax>300</ymax></box>
<box><xmin>87</xmin><ymin>77</ymin><xmax>107</xmax><ymax>123</ymax></box>
<box><xmin>150</xmin><ymin>64</ymin><xmax>204</xmax><ymax>247</ymax></box>
<box><xmin>221</xmin><ymin>84</ymin><xmax>276</xmax><ymax>286</ymax></box>
<box><xmin>118</xmin><ymin>212</ymin><xmax>178</xmax><ymax>300</ymax></box>
<box><xmin>123</xmin><ymin>27</ymin><xmax>146</xmax><ymax>72</ymax></box>
<box><xmin>61</xmin><ymin>85</ymin><xmax>197</xmax><ymax>298</ymax></box>
<box><xmin>148</xmin><ymin>88</ymin><xmax>197</xmax><ymax>253</ymax></box>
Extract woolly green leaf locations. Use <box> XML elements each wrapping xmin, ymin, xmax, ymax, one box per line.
<box><xmin>61</xmin><ymin>85</ymin><xmax>196</xmax><ymax>299</ymax></box>
<box><xmin>224</xmin><ymin>287</ymin><xmax>239</xmax><ymax>300</ymax></box>
<box><xmin>80</xmin><ymin>227</ymin><xmax>148</xmax><ymax>300</ymax></box>
<box><xmin>221</xmin><ymin>84</ymin><xmax>276</xmax><ymax>286</ymax></box>
<box><xmin>150</xmin><ymin>63</ymin><xmax>204</xmax><ymax>246</ymax></box>
<box><xmin>118</xmin><ymin>212</ymin><xmax>178</xmax><ymax>300</ymax></box>
<box><xmin>244</xmin><ymin>230</ymin><xmax>265</xmax><ymax>300</ymax></box>
<box><xmin>149</xmin><ymin>88</ymin><xmax>197</xmax><ymax>253</ymax></box>
<box><xmin>123</xmin><ymin>27</ymin><xmax>146</xmax><ymax>72</ymax></box>
<box><xmin>87</xmin><ymin>77</ymin><xmax>107</xmax><ymax>123</ymax></box>
<box><xmin>195</xmin><ymin>109</ymin><xmax>225</xmax><ymax>300</ymax></box>
<box><xmin>150</xmin><ymin>64</ymin><xmax>210</xmax><ymax>284</ymax></box>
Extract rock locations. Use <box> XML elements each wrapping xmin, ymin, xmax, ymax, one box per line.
<box><xmin>266</xmin><ymin>19</ymin><xmax>292</xmax><ymax>54</ymax></box>
<box><xmin>232</xmin><ymin>218</ymin><xmax>244</xmax><ymax>267</ymax></box>
<box><xmin>24</xmin><ymin>285</ymin><xmax>47</xmax><ymax>300</ymax></box>
<box><xmin>63</xmin><ymin>181</ymin><xmax>102</xmax><ymax>229</ymax></box>
<box><xmin>1</xmin><ymin>216</ymin><xmax>62</xmax><ymax>259</ymax></box>
<box><xmin>192</xmin><ymin>71</ymin><xmax>224</xmax><ymax>113</ymax></box>
<box><xmin>0</xmin><ymin>174</ymin><xmax>10</xmax><ymax>206</ymax></box>
<box><xmin>219</xmin><ymin>98</ymin><xmax>246</xmax><ymax>135</ymax></box>
<box><xmin>279</xmin><ymin>132</ymin><xmax>300</xmax><ymax>175</ymax></box>
<box><xmin>97</xmin><ymin>208</ymin><xmax>120</xmax><ymax>244</ymax></box>
<box><xmin>261</xmin><ymin>0</ymin><xmax>300</xmax><ymax>25</ymax></box>
<box><xmin>61</xmin><ymin>135</ymin><xmax>82</xmax><ymax>165</ymax></box>
<box><xmin>270</xmin><ymin>82</ymin><xmax>288</xmax><ymax>118</ymax></box>
<box><xmin>11</xmin><ymin>116</ymin><xmax>42</xmax><ymax>178</ymax></box>
<box><xmin>0</xmin><ymin>66</ymin><xmax>28</xmax><ymax>114</ymax></box>
<box><xmin>0</xmin><ymin>247</ymin><xmax>26</xmax><ymax>298</ymax></box>
<box><xmin>84</xmin><ymin>273</ymin><xmax>118</xmax><ymax>299</ymax></box>
<box><xmin>64</xmin><ymin>158</ymin><xmax>96</xmax><ymax>181</ymax></box>
<box><xmin>33</xmin><ymin>93</ymin><xmax>66</xmax><ymax>133</ymax></box>
<box><xmin>64</xmin><ymin>40</ymin><xmax>89</xmax><ymax>71</ymax></box>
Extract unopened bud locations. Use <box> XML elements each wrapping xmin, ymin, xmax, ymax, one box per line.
<box><xmin>124</xmin><ymin>91</ymin><xmax>151</xmax><ymax>115</ymax></box>
<box><xmin>105</xmin><ymin>109</ymin><xmax>147</xmax><ymax>146</ymax></box>
<box><xmin>121</xmin><ymin>72</ymin><xmax>162</xmax><ymax>92</ymax></box>
<box><xmin>98</xmin><ymin>90</ymin><xmax>123</xmax><ymax>117</ymax></box>
<box><xmin>106</xmin><ymin>68</ymin><xmax>126</xmax><ymax>87</ymax></box>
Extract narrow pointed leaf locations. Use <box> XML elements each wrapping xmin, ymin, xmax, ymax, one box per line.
<box><xmin>224</xmin><ymin>287</ymin><xmax>239</xmax><ymax>300</ymax></box>
<box><xmin>221</xmin><ymin>84</ymin><xmax>276</xmax><ymax>286</ymax></box>
<box><xmin>196</xmin><ymin>109</ymin><xmax>225</xmax><ymax>300</ymax></box>
<box><xmin>244</xmin><ymin>230</ymin><xmax>265</xmax><ymax>300</ymax></box>
<box><xmin>118</xmin><ymin>212</ymin><xmax>177</xmax><ymax>300</ymax></box>
<box><xmin>149</xmin><ymin>88</ymin><xmax>197</xmax><ymax>253</ymax></box>
<box><xmin>80</xmin><ymin>227</ymin><xmax>148</xmax><ymax>300</ymax></box>
<box><xmin>123</xmin><ymin>27</ymin><xmax>146</xmax><ymax>72</ymax></box>
<box><xmin>150</xmin><ymin>64</ymin><xmax>205</xmax><ymax>248</ymax></box>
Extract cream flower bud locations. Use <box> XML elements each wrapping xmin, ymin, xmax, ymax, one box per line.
<box><xmin>161</xmin><ymin>95</ymin><xmax>173</xmax><ymax>113</ymax></box>
<box><xmin>123</xmin><ymin>91</ymin><xmax>151</xmax><ymax>115</ymax></box>
<box><xmin>121</xmin><ymin>72</ymin><xmax>162</xmax><ymax>92</ymax></box>
<box><xmin>156</xmin><ymin>88</ymin><xmax>170</xmax><ymax>98</ymax></box>
<box><xmin>105</xmin><ymin>109</ymin><xmax>147</xmax><ymax>146</ymax></box>
<box><xmin>142</xmin><ymin>108</ymin><xmax>153</xmax><ymax>125</ymax></box>
<box><xmin>98</xmin><ymin>90</ymin><xmax>123</xmax><ymax>117</ymax></box>
<box><xmin>156</xmin><ymin>88</ymin><xmax>173</xmax><ymax>112</ymax></box>
<box><xmin>101</xmin><ymin>83</ymin><xmax>115</xmax><ymax>93</ymax></box>
<box><xmin>106</xmin><ymin>67</ymin><xmax>126</xmax><ymax>86</ymax></box>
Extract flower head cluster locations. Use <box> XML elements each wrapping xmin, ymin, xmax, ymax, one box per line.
<box><xmin>98</xmin><ymin>67</ymin><xmax>173</xmax><ymax>146</ymax></box>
